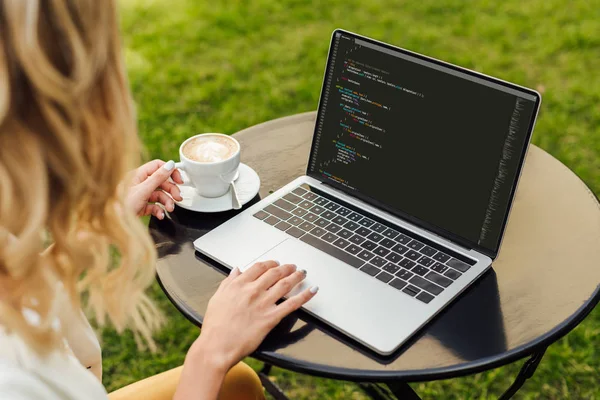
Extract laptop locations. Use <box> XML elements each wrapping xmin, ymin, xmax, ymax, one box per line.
<box><xmin>194</xmin><ymin>29</ymin><xmax>541</xmax><ymax>355</ymax></box>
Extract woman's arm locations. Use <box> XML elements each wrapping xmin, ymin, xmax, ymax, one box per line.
<box><xmin>174</xmin><ymin>262</ymin><xmax>318</xmax><ymax>400</ymax></box>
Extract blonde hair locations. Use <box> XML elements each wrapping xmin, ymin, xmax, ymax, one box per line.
<box><xmin>0</xmin><ymin>0</ymin><xmax>161</xmax><ymax>352</ymax></box>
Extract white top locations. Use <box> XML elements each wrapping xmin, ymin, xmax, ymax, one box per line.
<box><xmin>0</xmin><ymin>296</ymin><xmax>107</xmax><ymax>399</ymax></box>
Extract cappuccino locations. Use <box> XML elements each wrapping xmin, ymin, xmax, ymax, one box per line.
<box><xmin>182</xmin><ymin>135</ymin><xmax>238</xmax><ymax>163</ymax></box>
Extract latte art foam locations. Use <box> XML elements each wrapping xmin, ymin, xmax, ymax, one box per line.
<box><xmin>183</xmin><ymin>136</ymin><xmax>237</xmax><ymax>163</ymax></box>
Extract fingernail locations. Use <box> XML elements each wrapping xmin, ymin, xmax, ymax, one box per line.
<box><xmin>310</xmin><ymin>286</ymin><xmax>319</xmax><ymax>294</ymax></box>
<box><xmin>299</xmin><ymin>269</ymin><xmax>307</xmax><ymax>276</ymax></box>
<box><xmin>163</xmin><ymin>160</ymin><xmax>175</xmax><ymax>171</ymax></box>
<box><xmin>160</xmin><ymin>211</ymin><xmax>164</xmax><ymax>219</ymax></box>
<box><xmin>273</xmin><ymin>260</ymin><xmax>280</xmax><ymax>266</ymax></box>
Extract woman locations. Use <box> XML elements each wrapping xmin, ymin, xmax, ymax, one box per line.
<box><xmin>0</xmin><ymin>1</ymin><xmax>317</xmax><ymax>399</ymax></box>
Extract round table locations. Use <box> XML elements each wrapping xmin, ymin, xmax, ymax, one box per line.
<box><xmin>151</xmin><ymin>112</ymin><xmax>600</xmax><ymax>399</ymax></box>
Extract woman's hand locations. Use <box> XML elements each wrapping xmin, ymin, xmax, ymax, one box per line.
<box><xmin>126</xmin><ymin>159</ymin><xmax>184</xmax><ymax>219</ymax></box>
<box><xmin>174</xmin><ymin>261</ymin><xmax>318</xmax><ymax>400</ymax></box>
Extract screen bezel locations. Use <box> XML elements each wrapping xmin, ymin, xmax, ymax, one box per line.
<box><xmin>306</xmin><ymin>29</ymin><xmax>542</xmax><ymax>259</ymax></box>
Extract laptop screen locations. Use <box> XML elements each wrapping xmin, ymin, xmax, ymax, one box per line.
<box><xmin>307</xmin><ymin>30</ymin><xmax>540</xmax><ymax>257</ymax></box>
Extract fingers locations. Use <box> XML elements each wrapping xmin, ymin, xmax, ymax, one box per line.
<box><xmin>239</xmin><ymin>260</ymin><xmax>280</xmax><ymax>282</ymax></box>
<box><xmin>265</xmin><ymin>268</ymin><xmax>307</xmax><ymax>301</ymax></box>
<box><xmin>160</xmin><ymin>180</ymin><xmax>183</xmax><ymax>201</ymax></box>
<box><xmin>138</xmin><ymin>160</ymin><xmax>180</xmax><ymax>198</ymax></box>
<box><xmin>148</xmin><ymin>190</ymin><xmax>175</xmax><ymax>212</ymax></box>
<box><xmin>255</xmin><ymin>263</ymin><xmax>298</xmax><ymax>291</ymax></box>
<box><xmin>274</xmin><ymin>286</ymin><xmax>318</xmax><ymax>319</ymax></box>
<box><xmin>143</xmin><ymin>204</ymin><xmax>166</xmax><ymax>220</ymax></box>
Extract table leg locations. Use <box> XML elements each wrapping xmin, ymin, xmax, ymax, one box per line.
<box><xmin>358</xmin><ymin>382</ymin><xmax>422</xmax><ymax>400</ymax></box>
<box><xmin>258</xmin><ymin>363</ymin><xmax>290</xmax><ymax>400</ymax></box>
<box><xmin>499</xmin><ymin>348</ymin><xmax>547</xmax><ymax>400</ymax></box>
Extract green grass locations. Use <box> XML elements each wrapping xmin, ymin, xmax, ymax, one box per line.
<box><xmin>102</xmin><ymin>0</ymin><xmax>600</xmax><ymax>398</ymax></box>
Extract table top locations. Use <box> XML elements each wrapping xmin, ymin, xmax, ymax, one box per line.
<box><xmin>152</xmin><ymin>112</ymin><xmax>600</xmax><ymax>382</ymax></box>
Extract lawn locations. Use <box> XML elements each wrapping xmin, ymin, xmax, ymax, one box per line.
<box><xmin>102</xmin><ymin>0</ymin><xmax>600</xmax><ymax>398</ymax></box>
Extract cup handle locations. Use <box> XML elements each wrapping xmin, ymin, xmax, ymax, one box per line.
<box><xmin>174</xmin><ymin>162</ymin><xmax>191</xmax><ymax>185</ymax></box>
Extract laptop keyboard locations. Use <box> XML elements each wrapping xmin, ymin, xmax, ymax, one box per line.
<box><xmin>253</xmin><ymin>186</ymin><xmax>472</xmax><ymax>304</ymax></box>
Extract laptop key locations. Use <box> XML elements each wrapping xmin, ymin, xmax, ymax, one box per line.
<box><xmin>355</xmin><ymin>227</ymin><xmax>371</xmax><ymax>237</ymax></box>
<box><xmin>403</xmin><ymin>285</ymin><xmax>420</xmax><ymax>297</ymax></box>
<box><xmin>292</xmin><ymin>187</ymin><xmax>307</xmax><ymax>196</ymax></box>
<box><xmin>346</xmin><ymin>212</ymin><xmax>362</xmax><ymax>222</ymax></box>
<box><xmin>396</xmin><ymin>233</ymin><xmax>412</xmax><ymax>245</ymax></box>
<box><xmin>291</xmin><ymin>208</ymin><xmax>309</xmax><ymax>217</ymax></box>
<box><xmin>420</xmin><ymin>246</ymin><xmax>437</xmax><ymax>257</ymax></box>
<box><xmin>283</xmin><ymin>193</ymin><xmax>303</xmax><ymax>204</ymax></box>
<box><xmin>275</xmin><ymin>221</ymin><xmax>292</xmax><ymax>231</ymax></box>
<box><xmin>411</xmin><ymin>265</ymin><xmax>429</xmax><ymax>276</ymax></box>
<box><xmin>349</xmin><ymin>234</ymin><xmax>366</xmax><ymax>245</ymax></box>
<box><xmin>332</xmin><ymin>216</ymin><xmax>348</xmax><ymax>226</ymax></box>
<box><xmin>303</xmin><ymin>192</ymin><xmax>318</xmax><ymax>201</ymax></box>
<box><xmin>324</xmin><ymin>223</ymin><xmax>342</xmax><ymax>233</ymax></box>
<box><xmin>324</xmin><ymin>202</ymin><xmax>340</xmax><ymax>211</ymax></box>
<box><xmin>447</xmin><ymin>258</ymin><xmax>471</xmax><ymax>272</ymax></box>
<box><xmin>396</xmin><ymin>269</ymin><xmax>414</xmax><ymax>281</ymax></box>
<box><xmin>304</xmin><ymin>212</ymin><xmax>319</xmax><ymax>223</ymax></box>
<box><xmin>309</xmin><ymin>205</ymin><xmax>326</xmax><ymax>215</ymax></box>
<box><xmin>360</xmin><ymin>264</ymin><xmax>380</xmax><ymax>276</ymax></box>
<box><xmin>408</xmin><ymin>240</ymin><xmax>425</xmax><ymax>251</ymax></box>
<box><xmin>431</xmin><ymin>262</ymin><xmax>448</xmax><ymax>273</ymax></box>
<box><xmin>264</xmin><ymin>205</ymin><xmax>292</xmax><ymax>220</ymax></box>
<box><xmin>383</xmin><ymin>263</ymin><xmax>400</xmax><ymax>274</ymax></box>
<box><xmin>298</xmin><ymin>200</ymin><xmax>313</xmax><ymax>210</ymax></box>
<box><xmin>373</xmin><ymin>246</ymin><xmax>390</xmax><ymax>257</ymax></box>
<box><xmin>310</xmin><ymin>227</ymin><xmax>327</xmax><ymax>237</ymax></box>
<box><xmin>286</xmin><ymin>226</ymin><xmax>305</xmax><ymax>238</ymax></box>
<box><xmin>338</xmin><ymin>229</ymin><xmax>353</xmax><ymax>239</ymax></box>
<box><xmin>314</xmin><ymin>197</ymin><xmax>329</xmax><ymax>206</ymax></box>
<box><xmin>333</xmin><ymin>238</ymin><xmax>350</xmax><ymax>249</ymax></box>
<box><xmin>361</xmin><ymin>240</ymin><xmax>377</xmax><ymax>251</ymax></box>
<box><xmin>385</xmin><ymin>252</ymin><xmax>403</xmax><ymax>264</ymax></box>
<box><xmin>425</xmin><ymin>271</ymin><xmax>452</xmax><ymax>288</ymax></box>
<box><xmin>321</xmin><ymin>232</ymin><xmax>337</xmax><ymax>243</ymax></box>
<box><xmin>405</xmin><ymin>250</ymin><xmax>422</xmax><ymax>261</ymax></box>
<box><xmin>315</xmin><ymin>218</ymin><xmax>330</xmax><ymax>227</ymax></box>
<box><xmin>382</xmin><ymin>228</ymin><xmax>399</xmax><ymax>239</ymax></box>
<box><xmin>371</xmin><ymin>223</ymin><xmax>387</xmax><ymax>233</ymax></box>
<box><xmin>343</xmin><ymin>221</ymin><xmax>360</xmax><ymax>231</ymax></box>
<box><xmin>264</xmin><ymin>215</ymin><xmax>280</xmax><ymax>225</ymax></box>
<box><xmin>357</xmin><ymin>250</ymin><xmax>375</xmax><ymax>261</ymax></box>
<box><xmin>399</xmin><ymin>259</ymin><xmax>416</xmax><ymax>269</ymax></box>
<box><xmin>444</xmin><ymin>269</ymin><xmax>461</xmax><ymax>280</ymax></box>
<box><xmin>346</xmin><ymin>244</ymin><xmax>362</xmax><ymax>255</ymax></box>
<box><xmin>336</xmin><ymin>207</ymin><xmax>351</xmax><ymax>216</ymax></box>
<box><xmin>379</xmin><ymin>238</ymin><xmax>395</xmax><ymax>249</ymax></box>
<box><xmin>416</xmin><ymin>292</ymin><xmax>435</xmax><ymax>304</ymax></box>
<box><xmin>367</xmin><ymin>232</ymin><xmax>384</xmax><ymax>242</ymax></box>
<box><xmin>274</xmin><ymin>198</ymin><xmax>296</xmax><ymax>211</ymax></box>
<box><xmin>391</xmin><ymin>243</ymin><xmax>408</xmax><ymax>254</ymax></box>
<box><xmin>298</xmin><ymin>221</ymin><xmax>315</xmax><ymax>232</ymax></box>
<box><xmin>371</xmin><ymin>256</ymin><xmax>387</xmax><ymax>267</ymax></box>
<box><xmin>253</xmin><ymin>210</ymin><xmax>269</xmax><ymax>220</ymax></box>
<box><xmin>321</xmin><ymin>211</ymin><xmax>336</xmax><ymax>220</ymax></box>
<box><xmin>376</xmin><ymin>271</ymin><xmax>394</xmax><ymax>283</ymax></box>
<box><xmin>410</xmin><ymin>276</ymin><xmax>443</xmax><ymax>295</ymax></box>
<box><xmin>389</xmin><ymin>278</ymin><xmax>407</xmax><ymax>291</ymax></box>
<box><xmin>358</xmin><ymin>217</ymin><xmax>375</xmax><ymax>227</ymax></box>
<box><xmin>417</xmin><ymin>256</ymin><xmax>435</xmax><ymax>267</ymax></box>
<box><xmin>300</xmin><ymin>234</ymin><xmax>364</xmax><ymax>268</ymax></box>
<box><xmin>433</xmin><ymin>252</ymin><xmax>451</xmax><ymax>263</ymax></box>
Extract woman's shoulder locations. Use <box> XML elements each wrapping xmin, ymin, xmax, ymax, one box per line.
<box><xmin>0</xmin><ymin>327</ymin><xmax>107</xmax><ymax>400</ymax></box>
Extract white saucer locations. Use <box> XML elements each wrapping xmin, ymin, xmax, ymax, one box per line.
<box><xmin>175</xmin><ymin>163</ymin><xmax>260</xmax><ymax>213</ymax></box>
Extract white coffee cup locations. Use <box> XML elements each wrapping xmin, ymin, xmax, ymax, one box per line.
<box><xmin>175</xmin><ymin>133</ymin><xmax>240</xmax><ymax>198</ymax></box>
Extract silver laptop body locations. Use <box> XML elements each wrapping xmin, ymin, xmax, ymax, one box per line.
<box><xmin>194</xmin><ymin>29</ymin><xmax>541</xmax><ymax>355</ymax></box>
